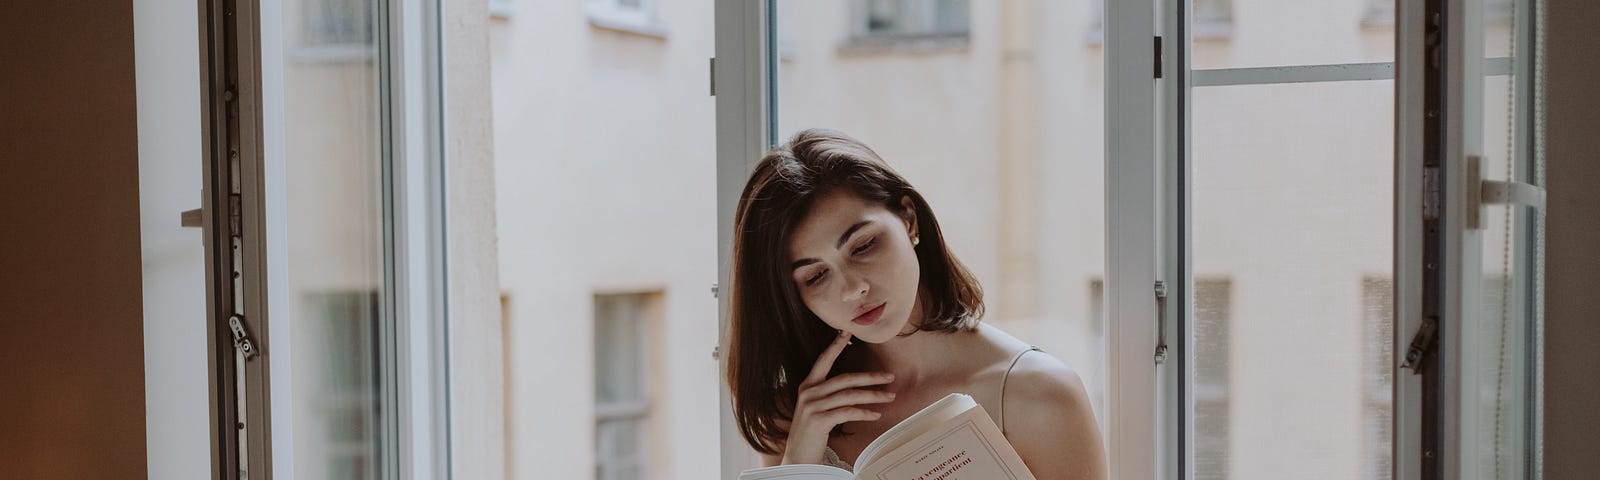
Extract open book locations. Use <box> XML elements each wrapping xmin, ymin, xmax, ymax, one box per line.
<box><xmin>739</xmin><ymin>393</ymin><xmax>1036</xmax><ymax>480</ymax></box>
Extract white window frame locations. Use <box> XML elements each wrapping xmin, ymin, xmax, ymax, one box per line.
<box><xmin>222</xmin><ymin>0</ymin><xmax>452</xmax><ymax>477</ymax></box>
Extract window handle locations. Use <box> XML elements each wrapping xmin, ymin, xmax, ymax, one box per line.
<box><xmin>181</xmin><ymin>208</ymin><xmax>202</xmax><ymax>228</ymax></box>
<box><xmin>1467</xmin><ymin>154</ymin><xmax>1546</xmax><ymax>230</ymax></box>
<box><xmin>1154</xmin><ymin>281</ymin><xmax>1168</xmax><ymax>365</ymax></box>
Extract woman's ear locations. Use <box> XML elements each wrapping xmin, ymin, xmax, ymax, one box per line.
<box><xmin>898</xmin><ymin>195</ymin><xmax>919</xmax><ymax>236</ymax></box>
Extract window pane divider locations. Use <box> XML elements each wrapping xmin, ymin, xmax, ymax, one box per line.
<box><xmin>1193</xmin><ymin>58</ymin><xmax>1512</xmax><ymax>88</ymax></box>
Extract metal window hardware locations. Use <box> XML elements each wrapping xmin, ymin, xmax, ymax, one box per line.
<box><xmin>181</xmin><ymin>208</ymin><xmax>203</xmax><ymax>228</ymax></box>
<box><xmin>228</xmin><ymin>315</ymin><xmax>259</xmax><ymax>360</ymax></box>
<box><xmin>1153</xmin><ymin>36</ymin><xmax>1163</xmax><ymax>79</ymax></box>
<box><xmin>1401</xmin><ymin>315</ymin><xmax>1439</xmax><ymax>372</ymax></box>
<box><xmin>1467</xmin><ymin>155</ymin><xmax>1546</xmax><ymax>230</ymax></box>
<box><xmin>1154</xmin><ymin>280</ymin><xmax>1168</xmax><ymax>365</ymax></box>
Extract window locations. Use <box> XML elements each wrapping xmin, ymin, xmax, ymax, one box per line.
<box><xmin>855</xmin><ymin>0</ymin><xmax>969</xmax><ymax>39</ymax></box>
<box><xmin>594</xmin><ymin>293</ymin><xmax>657</xmax><ymax>480</ymax></box>
<box><xmin>302</xmin><ymin>0</ymin><xmax>373</xmax><ymax>47</ymax></box>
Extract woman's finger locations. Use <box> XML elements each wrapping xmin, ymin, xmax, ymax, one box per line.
<box><xmin>818</xmin><ymin>407</ymin><xmax>883</xmax><ymax>426</ymax></box>
<box><xmin>802</xmin><ymin>330</ymin><xmax>853</xmax><ymax>387</ymax></box>
<box><xmin>805</xmin><ymin>388</ymin><xmax>896</xmax><ymax>414</ymax></box>
<box><xmin>801</xmin><ymin>372</ymin><xmax>895</xmax><ymax>401</ymax></box>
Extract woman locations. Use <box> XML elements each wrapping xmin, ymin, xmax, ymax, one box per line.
<box><xmin>724</xmin><ymin>129</ymin><xmax>1107</xmax><ymax>479</ymax></box>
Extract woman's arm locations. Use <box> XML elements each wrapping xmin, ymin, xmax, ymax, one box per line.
<box><xmin>1004</xmin><ymin>361</ymin><xmax>1109</xmax><ymax>480</ymax></box>
<box><xmin>761</xmin><ymin>452</ymin><xmax>784</xmax><ymax>467</ymax></box>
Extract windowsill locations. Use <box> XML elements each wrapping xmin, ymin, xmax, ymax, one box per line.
<box><xmin>587</xmin><ymin>8</ymin><xmax>670</xmax><ymax>39</ymax></box>
<box><xmin>837</xmin><ymin>34</ymin><xmax>970</xmax><ymax>56</ymax></box>
<box><xmin>289</xmin><ymin>44</ymin><xmax>376</xmax><ymax>63</ymax></box>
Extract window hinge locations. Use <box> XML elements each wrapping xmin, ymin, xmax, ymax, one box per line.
<box><xmin>229</xmin><ymin>314</ymin><xmax>260</xmax><ymax>360</ymax></box>
<box><xmin>1401</xmin><ymin>315</ymin><xmax>1439</xmax><ymax>372</ymax></box>
<box><xmin>709</xmin><ymin>57</ymin><xmax>716</xmax><ymax>96</ymax></box>
<box><xmin>1154</xmin><ymin>280</ymin><xmax>1169</xmax><ymax>364</ymax></box>
<box><xmin>1153</xmin><ymin>36</ymin><xmax>1163</xmax><ymax>79</ymax></box>
<box><xmin>228</xmin><ymin>193</ymin><xmax>242</xmax><ymax>237</ymax></box>
<box><xmin>1467</xmin><ymin>155</ymin><xmax>1546</xmax><ymax>229</ymax></box>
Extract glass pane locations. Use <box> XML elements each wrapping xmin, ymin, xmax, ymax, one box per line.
<box><xmin>284</xmin><ymin>0</ymin><xmax>389</xmax><ymax>477</ymax></box>
<box><xmin>1187</xmin><ymin>0</ymin><xmax>1395</xmax><ymax>70</ymax></box>
<box><xmin>1472</xmin><ymin>0</ymin><xmax>1539</xmax><ymax>477</ymax></box>
<box><xmin>777</xmin><ymin>0</ymin><xmax>1110</xmax><ymax>436</ymax></box>
<box><xmin>595</xmin><ymin>295</ymin><xmax>645</xmax><ymax>404</ymax></box>
<box><xmin>1191</xmin><ymin>79</ymin><xmax>1394</xmax><ymax>479</ymax></box>
<box><xmin>487</xmin><ymin>0</ymin><xmax>716</xmax><ymax>474</ymax></box>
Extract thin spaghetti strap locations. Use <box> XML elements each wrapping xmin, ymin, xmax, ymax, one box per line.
<box><xmin>998</xmin><ymin>345</ymin><xmax>1043</xmax><ymax>436</ymax></box>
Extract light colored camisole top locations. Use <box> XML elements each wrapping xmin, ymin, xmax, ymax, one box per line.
<box><xmin>819</xmin><ymin>346</ymin><xmax>1043</xmax><ymax>471</ymax></box>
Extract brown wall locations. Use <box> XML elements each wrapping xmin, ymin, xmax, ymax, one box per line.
<box><xmin>1545</xmin><ymin>0</ymin><xmax>1600</xmax><ymax>478</ymax></box>
<box><xmin>0</xmin><ymin>1</ymin><xmax>148</xmax><ymax>479</ymax></box>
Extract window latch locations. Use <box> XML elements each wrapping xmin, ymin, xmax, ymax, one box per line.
<box><xmin>1154</xmin><ymin>281</ymin><xmax>1168</xmax><ymax>365</ymax></box>
<box><xmin>1467</xmin><ymin>154</ymin><xmax>1546</xmax><ymax>229</ymax></box>
<box><xmin>1401</xmin><ymin>315</ymin><xmax>1439</xmax><ymax>372</ymax></box>
<box><xmin>229</xmin><ymin>314</ymin><xmax>260</xmax><ymax>360</ymax></box>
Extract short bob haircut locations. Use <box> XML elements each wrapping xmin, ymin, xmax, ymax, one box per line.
<box><xmin>724</xmin><ymin>128</ymin><xmax>985</xmax><ymax>455</ymax></box>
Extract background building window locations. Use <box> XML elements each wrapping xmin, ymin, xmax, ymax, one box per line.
<box><xmin>594</xmin><ymin>293</ymin><xmax>656</xmax><ymax>480</ymax></box>
<box><xmin>303</xmin><ymin>0</ymin><xmax>373</xmax><ymax>47</ymax></box>
<box><xmin>854</xmin><ymin>0</ymin><xmax>969</xmax><ymax>40</ymax></box>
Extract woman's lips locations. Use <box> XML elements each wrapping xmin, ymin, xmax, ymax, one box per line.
<box><xmin>852</xmin><ymin>303</ymin><xmax>886</xmax><ymax>325</ymax></box>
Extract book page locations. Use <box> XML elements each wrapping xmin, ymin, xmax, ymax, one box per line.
<box><xmin>738</xmin><ymin>463</ymin><xmax>855</xmax><ymax>480</ymax></box>
<box><xmin>853</xmin><ymin>406</ymin><xmax>1036</xmax><ymax>480</ymax></box>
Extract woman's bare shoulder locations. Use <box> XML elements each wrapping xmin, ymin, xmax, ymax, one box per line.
<box><xmin>1002</xmin><ymin>353</ymin><xmax>1107</xmax><ymax>479</ymax></box>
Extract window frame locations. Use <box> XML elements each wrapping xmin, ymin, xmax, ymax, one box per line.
<box><xmin>205</xmin><ymin>0</ymin><xmax>451</xmax><ymax>477</ymax></box>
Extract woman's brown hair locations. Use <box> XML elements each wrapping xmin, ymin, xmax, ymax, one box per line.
<box><xmin>724</xmin><ymin>128</ymin><xmax>984</xmax><ymax>455</ymax></box>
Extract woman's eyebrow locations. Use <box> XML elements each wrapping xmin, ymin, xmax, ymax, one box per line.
<box><xmin>790</xmin><ymin>220</ymin><xmax>872</xmax><ymax>270</ymax></box>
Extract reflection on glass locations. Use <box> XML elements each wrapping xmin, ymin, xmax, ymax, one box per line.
<box><xmin>285</xmin><ymin>0</ymin><xmax>388</xmax><ymax>477</ymax></box>
<box><xmin>1192</xmin><ymin>79</ymin><xmax>1395</xmax><ymax>479</ymax></box>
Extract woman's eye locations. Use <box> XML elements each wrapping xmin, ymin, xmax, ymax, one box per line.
<box><xmin>805</xmin><ymin>270</ymin><xmax>826</xmax><ymax>286</ymax></box>
<box><xmin>853</xmin><ymin>238</ymin><xmax>876</xmax><ymax>255</ymax></box>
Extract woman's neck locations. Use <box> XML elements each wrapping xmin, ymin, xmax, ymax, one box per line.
<box><xmin>861</xmin><ymin>328</ymin><xmax>974</xmax><ymax>392</ymax></box>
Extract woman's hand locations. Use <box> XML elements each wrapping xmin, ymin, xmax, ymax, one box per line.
<box><xmin>781</xmin><ymin>330</ymin><xmax>897</xmax><ymax>465</ymax></box>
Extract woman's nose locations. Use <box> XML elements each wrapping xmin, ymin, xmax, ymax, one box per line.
<box><xmin>842</xmin><ymin>274</ymin><xmax>869</xmax><ymax>302</ymax></box>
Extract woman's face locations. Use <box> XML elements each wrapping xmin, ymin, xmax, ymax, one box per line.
<box><xmin>786</xmin><ymin>190</ymin><xmax>922</xmax><ymax>344</ymax></box>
